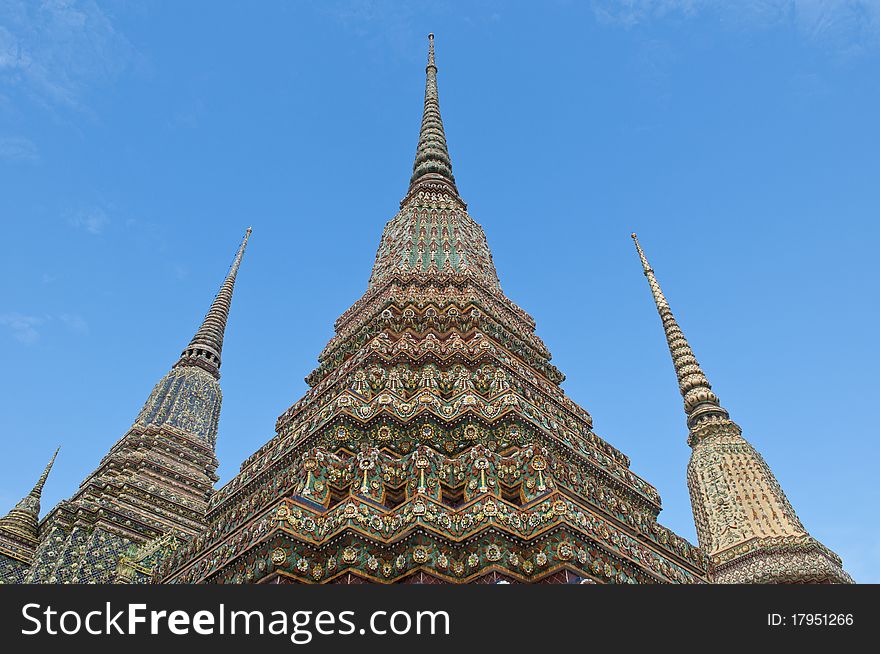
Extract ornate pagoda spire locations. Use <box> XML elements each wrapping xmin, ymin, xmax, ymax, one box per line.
<box><xmin>175</xmin><ymin>227</ymin><xmax>251</xmax><ymax>379</ymax></box>
<box><xmin>159</xmin><ymin>37</ymin><xmax>711</xmax><ymax>588</ymax></box>
<box><xmin>133</xmin><ymin>228</ymin><xmax>252</xmax><ymax>447</ymax></box>
<box><xmin>407</xmin><ymin>33</ymin><xmax>459</xmax><ymax>199</ymax></box>
<box><xmin>631</xmin><ymin>233</ymin><xmax>850</xmax><ymax>584</ymax></box>
<box><xmin>366</xmin><ymin>34</ymin><xmax>508</xmax><ymax>293</ymax></box>
<box><xmin>15</xmin><ymin>233</ymin><xmax>253</xmax><ymax>584</ymax></box>
<box><xmin>0</xmin><ymin>448</ymin><xmax>58</xmax><ymax>542</ymax></box>
<box><xmin>630</xmin><ymin>234</ymin><xmax>729</xmax><ymax>429</ymax></box>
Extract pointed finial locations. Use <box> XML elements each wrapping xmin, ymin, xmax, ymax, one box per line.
<box><xmin>175</xmin><ymin>228</ymin><xmax>251</xmax><ymax>379</ymax></box>
<box><xmin>0</xmin><ymin>448</ymin><xmax>60</xmax><ymax>541</ymax></box>
<box><xmin>631</xmin><ymin>233</ymin><xmax>668</xmax><ymax>309</ymax></box>
<box><xmin>631</xmin><ymin>233</ymin><xmax>650</xmax><ymax>272</ymax></box>
<box><xmin>406</xmin><ymin>33</ymin><xmax>459</xmax><ymax>200</ymax></box>
<box><xmin>30</xmin><ymin>447</ymin><xmax>59</xmax><ymax>499</ymax></box>
<box><xmin>631</xmin><ymin>234</ymin><xmax>729</xmax><ymax>431</ymax></box>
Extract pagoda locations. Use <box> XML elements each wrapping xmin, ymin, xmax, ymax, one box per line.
<box><xmin>0</xmin><ymin>450</ymin><xmax>58</xmax><ymax>583</ymax></box>
<box><xmin>630</xmin><ymin>234</ymin><xmax>851</xmax><ymax>583</ymax></box>
<box><xmin>159</xmin><ymin>35</ymin><xmax>708</xmax><ymax>584</ymax></box>
<box><xmin>12</xmin><ymin>229</ymin><xmax>251</xmax><ymax>584</ymax></box>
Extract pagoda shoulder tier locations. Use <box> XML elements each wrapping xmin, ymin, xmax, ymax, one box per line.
<box><xmin>73</xmin><ymin>425</ymin><xmax>218</xmax><ymax>503</ymax></box>
<box><xmin>27</xmin><ymin>424</ymin><xmax>219</xmax><ymax>580</ymax></box>
<box><xmin>208</xmin><ymin>334</ymin><xmax>658</xmax><ymax>523</ymax></box>
<box><xmin>211</xmin><ymin>411</ymin><xmax>656</xmax><ymax>521</ymax></box>
<box><xmin>160</xmin><ymin>444</ymin><xmax>706</xmax><ymax>584</ymax></box>
<box><xmin>333</xmin><ymin>273</ymin><xmax>537</xmax><ymax>351</ymax></box>
<box><xmin>222</xmin><ymin>328</ymin><xmax>638</xmax><ymax>489</ymax></box>
<box><xmin>285</xmin><ymin>330</ymin><xmax>590</xmax><ymax>445</ymax></box>
<box><xmin>308</xmin><ymin>286</ymin><xmax>562</xmax><ymax>388</ymax></box>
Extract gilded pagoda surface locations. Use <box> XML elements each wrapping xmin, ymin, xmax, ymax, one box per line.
<box><xmin>631</xmin><ymin>234</ymin><xmax>850</xmax><ymax>584</ymax></box>
<box><xmin>158</xmin><ymin>36</ymin><xmax>708</xmax><ymax>585</ymax></box>
<box><xmin>0</xmin><ymin>231</ymin><xmax>251</xmax><ymax>584</ymax></box>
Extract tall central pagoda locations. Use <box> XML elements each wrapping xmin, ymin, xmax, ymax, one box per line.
<box><xmin>160</xmin><ymin>35</ymin><xmax>708</xmax><ymax>584</ymax></box>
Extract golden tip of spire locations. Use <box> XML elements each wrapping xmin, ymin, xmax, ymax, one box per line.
<box><xmin>246</xmin><ymin>226</ymin><xmax>252</xmax><ymax>234</ymax></box>
<box><xmin>631</xmin><ymin>232</ymin><xmax>637</xmax><ymax>239</ymax></box>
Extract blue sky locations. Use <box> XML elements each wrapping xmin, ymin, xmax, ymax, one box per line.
<box><xmin>1</xmin><ymin>1</ymin><xmax>878</xmax><ymax>581</ymax></box>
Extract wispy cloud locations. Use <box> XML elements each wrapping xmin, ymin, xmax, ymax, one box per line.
<box><xmin>0</xmin><ymin>135</ymin><xmax>38</xmax><ymax>162</ymax></box>
<box><xmin>69</xmin><ymin>207</ymin><xmax>110</xmax><ymax>235</ymax></box>
<box><xmin>59</xmin><ymin>312</ymin><xmax>89</xmax><ymax>335</ymax></box>
<box><xmin>0</xmin><ymin>312</ymin><xmax>45</xmax><ymax>344</ymax></box>
<box><xmin>0</xmin><ymin>311</ymin><xmax>90</xmax><ymax>344</ymax></box>
<box><xmin>592</xmin><ymin>0</ymin><xmax>880</xmax><ymax>52</ymax></box>
<box><xmin>0</xmin><ymin>0</ymin><xmax>134</xmax><ymax>112</ymax></box>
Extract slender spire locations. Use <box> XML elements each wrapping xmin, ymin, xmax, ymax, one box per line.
<box><xmin>175</xmin><ymin>228</ymin><xmax>251</xmax><ymax>379</ymax></box>
<box><xmin>30</xmin><ymin>447</ymin><xmax>59</xmax><ymax>500</ymax></box>
<box><xmin>631</xmin><ymin>234</ymin><xmax>851</xmax><ymax>583</ymax></box>
<box><xmin>0</xmin><ymin>448</ymin><xmax>59</xmax><ymax>541</ymax></box>
<box><xmin>631</xmin><ymin>233</ymin><xmax>729</xmax><ymax>430</ymax></box>
<box><xmin>408</xmin><ymin>33</ymin><xmax>458</xmax><ymax>197</ymax></box>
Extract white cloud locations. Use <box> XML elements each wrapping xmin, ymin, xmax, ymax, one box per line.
<box><xmin>0</xmin><ymin>135</ymin><xmax>38</xmax><ymax>162</ymax></box>
<box><xmin>0</xmin><ymin>311</ymin><xmax>91</xmax><ymax>344</ymax></box>
<box><xmin>69</xmin><ymin>207</ymin><xmax>109</xmax><ymax>235</ymax></box>
<box><xmin>0</xmin><ymin>312</ymin><xmax>45</xmax><ymax>344</ymax></box>
<box><xmin>59</xmin><ymin>312</ymin><xmax>89</xmax><ymax>334</ymax></box>
<box><xmin>0</xmin><ymin>0</ymin><xmax>134</xmax><ymax>111</ymax></box>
